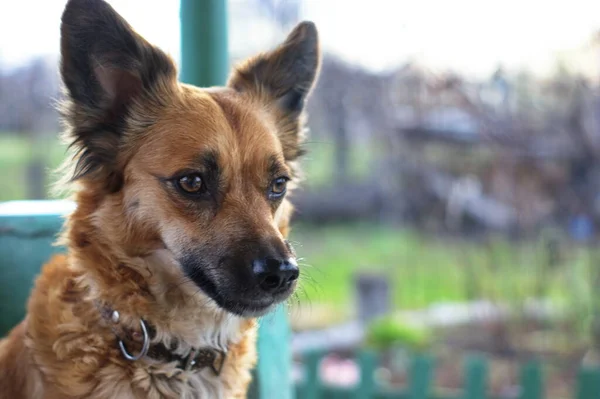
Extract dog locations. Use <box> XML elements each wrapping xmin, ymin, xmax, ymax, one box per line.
<box><xmin>0</xmin><ymin>0</ymin><xmax>320</xmax><ymax>397</ymax></box>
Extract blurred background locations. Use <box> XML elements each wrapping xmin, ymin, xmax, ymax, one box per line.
<box><xmin>2</xmin><ymin>0</ymin><xmax>600</xmax><ymax>396</ymax></box>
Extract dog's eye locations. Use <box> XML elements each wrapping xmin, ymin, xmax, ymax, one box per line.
<box><xmin>269</xmin><ymin>177</ymin><xmax>288</xmax><ymax>198</ymax></box>
<box><xmin>176</xmin><ymin>174</ymin><xmax>204</xmax><ymax>194</ymax></box>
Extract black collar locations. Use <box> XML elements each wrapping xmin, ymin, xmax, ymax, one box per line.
<box><xmin>147</xmin><ymin>343</ymin><xmax>227</xmax><ymax>374</ymax></box>
<box><xmin>97</xmin><ymin>303</ymin><xmax>227</xmax><ymax>375</ymax></box>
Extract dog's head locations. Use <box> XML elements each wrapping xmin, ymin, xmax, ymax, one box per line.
<box><xmin>59</xmin><ymin>0</ymin><xmax>320</xmax><ymax>316</ymax></box>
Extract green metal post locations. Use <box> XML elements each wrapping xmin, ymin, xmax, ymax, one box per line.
<box><xmin>355</xmin><ymin>351</ymin><xmax>377</xmax><ymax>399</ymax></box>
<box><xmin>520</xmin><ymin>361</ymin><xmax>543</xmax><ymax>399</ymax></box>
<box><xmin>464</xmin><ymin>355</ymin><xmax>488</xmax><ymax>399</ymax></box>
<box><xmin>576</xmin><ymin>367</ymin><xmax>600</xmax><ymax>399</ymax></box>
<box><xmin>409</xmin><ymin>354</ymin><xmax>433</xmax><ymax>399</ymax></box>
<box><xmin>180</xmin><ymin>0</ymin><xmax>229</xmax><ymax>87</ymax></box>
<box><xmin>252</xmin><ymin>306</ymin><xmax>295</xmax><ymax>399</ymax></box>
<box><xmin>303</xmin><ymin>351</ymin><xmax>323</xmax><ymax>399</ymax></box>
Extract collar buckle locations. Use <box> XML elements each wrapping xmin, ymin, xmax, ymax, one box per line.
<box><xmin>182</xmin><ymin>347</ymin><xmax>227</xmax><ymax>376</ymax></box>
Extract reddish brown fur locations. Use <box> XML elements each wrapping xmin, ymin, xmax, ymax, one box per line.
<box><xmin>0</xmin><ymin>0</ymin><xmax>320</xmax><ymax>397</ymax></box>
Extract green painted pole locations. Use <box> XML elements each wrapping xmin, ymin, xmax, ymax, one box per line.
<box><xmin>464</xmin><ymin>355</ymin><xmax>487</xmax><ymax>399</ymax></box>
<box><xmin>576</xmin><ymin>367</ymin><xmax>600</xmax><ymax>399</ymax></box>
<box><xmin>303</xmin><ymin>351</ymin><xmax>324</xmax><ymax>399</ymax></box>
<box><xmin>253</xmin><ymin>305</ymin><xmax>295</xmax><ymax>399</ymax></box>
<box><xmin>519</xmin><ymin>361</ymin><xmax>543</xmax><ymax>399</ymax></box>
<box><xmin>180</xmin><ymin>0</ymin><xmax>229</xmax><ymax>87</ymax></box>
<box><xmin>409</xmin><ymin>354</ymin><xmax>433</xmax><ymax>399</ymax></box>
<box><xmin>355</xmin><ymin>351</ymin><xmax>377</xmax><ymax>399</ymax></box>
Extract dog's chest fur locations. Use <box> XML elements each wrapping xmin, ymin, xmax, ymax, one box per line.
<box><xmin>20</xmin><ymin>254</ymin><xmax>257</xmax><ymax>399</ymax></box>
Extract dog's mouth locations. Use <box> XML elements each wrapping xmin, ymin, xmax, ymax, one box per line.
<box><xmin>180</xmin><ymin>255</ymin><xmax>297</xmax><ymax>317</ymax></box>
<box><xmin>194</xmin><ymin>279</ymin><xmax>296</xmax><ymax>317</ymax></box>
<box><xmin>210</xmin><ymin>295</ymin><xmax>279</xmax><ymax>317</ymax></box>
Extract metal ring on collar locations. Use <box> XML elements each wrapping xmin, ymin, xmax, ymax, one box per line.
<box><xmin>118</xmin><ymin>319</ymin><xmax>150</xmax><ymax>361</ymax></box>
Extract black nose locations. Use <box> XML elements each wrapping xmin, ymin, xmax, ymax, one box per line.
<box><xmin>252</xmin><ymin>257</ymin><xmax>299</xmax><ymax>294</ymax></box>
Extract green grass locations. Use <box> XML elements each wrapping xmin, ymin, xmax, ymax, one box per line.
<box><xmin>290</xmin><ymin>224</ymin><xmax>598</xmax><ymax>318</ymax></box>
<box><xmin>0</xmin><ymin>134</ymin><xmax>66</xmax><ymax>200</ymax></box>
<box><xmin>290</xmin><ymin>224</ymin><xmax>470</xmax><ymax>310</ymax></box>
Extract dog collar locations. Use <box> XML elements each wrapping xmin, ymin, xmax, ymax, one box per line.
<box><xmin>98</xmin><ymin>304</ymin><xmax>227</xmax><ymax>375</ymax></box>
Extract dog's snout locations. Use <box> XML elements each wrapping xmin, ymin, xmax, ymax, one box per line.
<box><xmin>252</xmin><ymin>257</ymin><xmax>299</xmax><ymax>294</ymax></box>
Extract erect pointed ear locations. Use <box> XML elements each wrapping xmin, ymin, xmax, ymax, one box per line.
<box><xmin>60</xmin><ymin>0</ymin><xmax>177</xmax><ymax>191</ymax></box>
<box><xmin>228</xmin><ymin>22</ymin><xmax>321</xmax><ymax>161</ymax></box>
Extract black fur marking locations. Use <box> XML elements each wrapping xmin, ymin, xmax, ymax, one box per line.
<box><xmin>127</xmin><ymin>200</ymin><xmax>140</xmax><ymax>213</ymax></box>
<box><xmin>278</xmin><ymin>88</ymin><xmax>305</xmax><ymax>114</ymax></box>
<box><xmin>268</xmin><ymin>155</ymin><xmax>288</xmax><ymax>178</ymax></box>
<box><xmin>180</xmin><ymin>254</ymin><xmax>222</xmax><ymax>305</ymax></box>
<box><xmin>194</xmin><ymin>151</ymin><xmax>223</xmax><ymax>206</ymax></box>
<box><xmin>197</xmin><ymin>152</ymin><xmax>219</xmax><ymax>184</ymax></box>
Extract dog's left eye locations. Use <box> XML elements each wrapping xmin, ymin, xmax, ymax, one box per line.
<box><xmin>269</xmin><ymin>177</ymin><xmax>289</xmax><ymax>199</ymax></box>
<box><xmin>176</xmin><ymin>174</ymin><xmax>204</xmax><ymax>195</ymax></box>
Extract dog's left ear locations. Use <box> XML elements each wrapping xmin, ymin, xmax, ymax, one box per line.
<box><xmin>228</xmin><ymin>22</ymin><xmax>321</xmax><ymax>160</ymax></box>
<box><xmin>59</xmin><ymin>0</ymin><xmax>177</xmax><ymax>192</ymax></box>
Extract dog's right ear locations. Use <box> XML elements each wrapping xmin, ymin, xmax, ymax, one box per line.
<box><xmin>60</xmin><ymin>0</ymin><xmax>177</xmax><ymax>191</ymax></box>
<box><xmin>228</xmin><ymin>22</ymin><xmax>320</xmax><ymax>162</ymax></box>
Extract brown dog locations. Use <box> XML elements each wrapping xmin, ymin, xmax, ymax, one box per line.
<box><xmin>0</xmin><ymin>0</ymin><xmax>320</xmax><ymax>397</ymax></box>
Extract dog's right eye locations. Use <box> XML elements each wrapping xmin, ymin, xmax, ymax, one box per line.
<box><xmin>176</xmin><ymin>174</ymin><xmax>204</xmax><ymax>195</ymax></box>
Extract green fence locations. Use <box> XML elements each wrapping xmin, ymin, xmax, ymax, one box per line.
<box><xmin>296</xmin><ymin>351</ymin><xmax>600</xmax><ymax>399</ymax></box>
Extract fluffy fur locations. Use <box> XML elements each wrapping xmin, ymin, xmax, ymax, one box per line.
<box><xmin>0</xmin><ymin>0</ymin><xmax>320</xmax><ymax>397</ymax></box>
